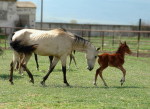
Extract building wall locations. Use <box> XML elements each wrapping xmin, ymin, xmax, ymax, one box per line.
<box><xmin>0</xmin><ymin>1</ymin><xmax>36</xmax><ymax>33</ymax></box>
<box><xmin>17</xmin><ymin>7</ymin><xmax>36</xmax><ymax>28</ymax></box>
<box><xmin>0</xmin><ymin>1</ymin><xmax>18</xmax><ymax>27</ymax></box>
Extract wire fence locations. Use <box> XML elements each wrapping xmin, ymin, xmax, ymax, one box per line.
<box><xmin>0</xmin><ymin>26</ymin><xmax>150</xmax><ymax>57</ymax></box>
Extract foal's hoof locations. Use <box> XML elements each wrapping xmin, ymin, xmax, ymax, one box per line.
<box><xmin>120</xmin><ymin>80</ymin><xmax>124</xmax><ymax>86</ymax></box>
<box><xmin>30</xmin><ymin>79</ymin><xmax>34</xmax><ymax>84</ymax></box>
<box><xmin>93</xmin><ymin>82</ymin><xmax>97</xmax><ymax>86</ymax></box>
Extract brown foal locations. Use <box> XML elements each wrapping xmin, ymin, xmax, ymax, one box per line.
<box><xmin>94</xmin><ymin>41</ymin><xmax>131</xmax><ymax>87</ymax></box>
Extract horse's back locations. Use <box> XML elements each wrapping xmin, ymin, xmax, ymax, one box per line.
<box><xmin>30</xmin><ymin>29</ymin><xmax>73</xmax><ymax>56</ymax></box>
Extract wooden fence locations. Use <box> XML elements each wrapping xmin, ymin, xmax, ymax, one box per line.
<box><xmin>0</xmin><ymin>26</ymin><xmax>150</xmax><ymax>57</ymax></box>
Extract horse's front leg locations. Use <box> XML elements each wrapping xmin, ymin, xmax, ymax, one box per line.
<box><xmin>41</xmin><ymin>57</ymin><xmax>59</xmax><ymax>86</ymax></box>
<box><xmin>61</xmin><ymin>56</ymin><xmax>70</xmax><ymax>86</ymax></box>
<box><xmin>34</xmin><ymin>53</ymin><xmax>39</xmax><ymax>71</ymax></box>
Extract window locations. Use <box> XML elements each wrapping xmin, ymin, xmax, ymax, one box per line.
<box><xmin>0</xmin><ymin>10</ymin><xmax>7</xmax><ymax>20</ymax></box>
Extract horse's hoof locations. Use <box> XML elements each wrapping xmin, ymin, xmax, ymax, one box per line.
<box><xmin>9</xmin><ymin>80</ymin><xmax>14</xmax><ymax>85</ymax></box>
<box><xmin>30</xmin><ymin>79</ymin><xmax>34</xmax><ymax>84</ymax></box>
<box><xmin>41</xmin><ymin>81</ymin><xmax>46</xmax><ymax>86</ymax></box>
<box><xmin>104</xmin><ymin>84</ymin><xmax>109</xmax><ymax>87</ymax></box>
<box><xmin>121</xmin><ymin>83</ymin><xmax>123</xmax><ymax>86</ymax></box>
<box><xmin>10</xmin><ymin>82</ymin><xmax>14</xmax><ymax>85</ymax></box>
<box><xmin>65</xmin><ymin>83</ymin><xmax>70</xmax><ymax>86</ymax></box>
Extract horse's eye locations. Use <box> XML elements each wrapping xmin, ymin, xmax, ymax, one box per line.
<box><xmin>95</xmin><ymin>56</ymin><xmax>97</xmax><ymax>58</ymax></box>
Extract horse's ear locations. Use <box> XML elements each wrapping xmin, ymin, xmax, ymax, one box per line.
<box><xmin>96</xmin><ymin>47</ymin><xmax>100</xmax><ymax>51</ymax></box>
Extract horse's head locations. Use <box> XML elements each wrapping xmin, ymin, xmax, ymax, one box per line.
<box><xmin>120</xmin><ymin>41</ymin><xmax>132</xmax><ymax>54</ymax></box>
<box><xmin>86</xmin><ymin>47</ymin><xmax>100</xmax><ymax>71</ymax></box>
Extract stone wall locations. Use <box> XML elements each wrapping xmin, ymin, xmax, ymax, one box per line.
<box><xmin>35</xmin><ymin>22</ymin><xmax>137</xmax><ymax>37</ymax></box>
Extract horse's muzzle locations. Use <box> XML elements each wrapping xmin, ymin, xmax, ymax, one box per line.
<box><xmin>87</xmin><ymin>67</ymin><xmax>93</xmax><ymax>71</ymax></box>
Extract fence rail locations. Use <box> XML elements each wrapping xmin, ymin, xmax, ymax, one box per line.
<box><xmin>0</xmin><ymin>26</ymin><xmax>150</xmax><ymax>57</ymax></box>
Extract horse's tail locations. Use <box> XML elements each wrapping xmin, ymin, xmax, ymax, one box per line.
<box><xmin>10</xmin><ymin>40</ymin><xmax>38</xmax><ymax>54</ymax></box>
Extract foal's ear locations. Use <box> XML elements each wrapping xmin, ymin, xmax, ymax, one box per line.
<box><xmin>124</xmin><ymin>41</ymin><xmax>127</xmax><ymax>45</ymax></box>
<box><xmin>96</xmin><ymin>47</ymin><xmax>101</xmax><ymax>51</ymax></box>
<box><xmin>119</xmin><ymin>41</ymin><xmax>122</xmax><ymax>45</ymax></box>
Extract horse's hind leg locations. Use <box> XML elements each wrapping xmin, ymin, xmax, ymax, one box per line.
<box><xmin>41</xmin><ymin>57</ymin><xmax>59</xmax><ymax>86</ymax></box>
<box><xmin>118</xmin><ymin>66</ymin><xmax>126</xmax><ymax>86</ymax></box>
<box><xmin>9</xmin><ymin>52</ymin><xmax>19</xmax><ymax>85</ymax></box>
<box><xmin>21</xmin><ymin>54</ymin><xmax>34</xmax><ymax>84</ymax></box>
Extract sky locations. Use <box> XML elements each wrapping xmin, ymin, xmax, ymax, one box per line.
<box><xmin>18</xmin><ymin>0</ymin><xmax>150</xmax><ymax>25</ymax></box>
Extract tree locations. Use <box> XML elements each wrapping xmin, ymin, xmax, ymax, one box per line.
<box><xmin>70</xmin><ymin>20</ymin><xmax>78</xmax><ymax>24</ymax></box>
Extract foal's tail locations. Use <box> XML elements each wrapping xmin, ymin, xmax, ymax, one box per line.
<box><xmin>10</xmin><ymin>40</ymin><xmax>38</xmax><ymax>54</ymax></box>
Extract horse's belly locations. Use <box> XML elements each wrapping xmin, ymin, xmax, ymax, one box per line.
<box><xmin>34</xmin><ymin>44</ymin><xmax>71</xmax><ymax>57</ymax></box>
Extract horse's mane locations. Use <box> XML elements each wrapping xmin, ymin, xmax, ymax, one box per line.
<box><xmin>74</xmin><ymin>34</ymin><xmax>91</xmax><ymax>47</ymax></box>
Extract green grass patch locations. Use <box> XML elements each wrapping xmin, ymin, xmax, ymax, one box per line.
<box><xmin>0</xmin><ymin>50</ymin><xmax>150</xmax><ymax>109</ymax></box>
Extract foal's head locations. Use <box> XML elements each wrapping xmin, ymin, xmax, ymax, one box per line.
<box><xmin>117</xmin><ymin>41</ymin><xmax>131</xmax><ymax>55</ymax></box>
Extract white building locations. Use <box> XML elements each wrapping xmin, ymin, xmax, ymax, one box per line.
<box><xmin>0</xmin><ymin>0</ymin><xmax>36</xmax><ymax>28</ymax></box>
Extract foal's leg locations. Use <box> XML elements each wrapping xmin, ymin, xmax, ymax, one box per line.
<box><xmin>94</xmin><ymin>67</ymin><xmax>100</xmax><ymax>86</ymax></box>
<box><xmin>118</xmin><ymin>66</ymin><xmax>126</xmax><ymax>86</ymax></box>
<box><xmin>99</xmin><ymin>67</ymin><xmax>108</xmax><ymax>87</ymax></box>
<box><xmin>61</xmin><ymin>56</ymin><xmax>70</xmax><ymax>86</ymax></box>
<box><xmin>41</xmin><ymin>57</ymin><xmax>59</xmax><ymax>86</ymax></box>
<box><xmin>97</xmin><ymin>66</ymin><xmax>108</xmax><ymax>87</ymax></box>
<box><xmin>94</xmin><ymin>66</ymin><xmax>108</xmax><ymax>87</ymax></box>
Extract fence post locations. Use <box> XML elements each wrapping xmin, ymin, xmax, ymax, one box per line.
<box><xmin>137</xmin><ymin>19</ymin><xmax>141</xmax><ymax>57</ymax></box>
<box><xmin>101</xmin><ymin>32</ymin><xmax>104</xmax><ymax>50</ymax></box>
<box><xmin>112</xmin><ymin>32</ymin><xmax>115</xmax><ymax>46</ymax></box>
<box><xmin>4</xmin><ymin>27</ymin><xmax>7</xmax><ymax>49</ymax></box>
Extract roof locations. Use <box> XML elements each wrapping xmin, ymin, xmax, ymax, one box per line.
<box><xmin>0</xmin><ymin>0</ymin><xmax>17</xmax><ymax>1</ymax></box>
<box><xmin>16</xmin><ymin>1</ymin><xmax>36</xmax><ymax>8</ymax></box>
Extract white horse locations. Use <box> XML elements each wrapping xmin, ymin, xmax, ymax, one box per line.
<box><xmin>12</xmin><ymin>29</ymin><xmax>77</xmax><ymax>71</ymax></box>
<box><xmin>10</xmin><ymin>28</ymin><xmax>100</xmax><ymax>86</ymax></box>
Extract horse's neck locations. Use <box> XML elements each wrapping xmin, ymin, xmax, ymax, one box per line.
<box><xmin>72</xmin><ymin>40</ymin><xmax>90</xmax><ymax>53</ymax></box>
<box><xmin>72</xmin><ymin>42</ymin><xmax>88</xmax><ymax>52</ymax></box>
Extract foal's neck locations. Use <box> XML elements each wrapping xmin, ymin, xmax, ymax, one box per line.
<box><xmin>116</xmin><ymin>48</ymin><xmax>126</xmax><ymax>58</ymax></box>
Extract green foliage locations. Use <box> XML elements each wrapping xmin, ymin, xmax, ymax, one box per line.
<box><xmin>0</xmin><ymin>50</ymin><xmax>150</xmax><ymax>109</ymax></box>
